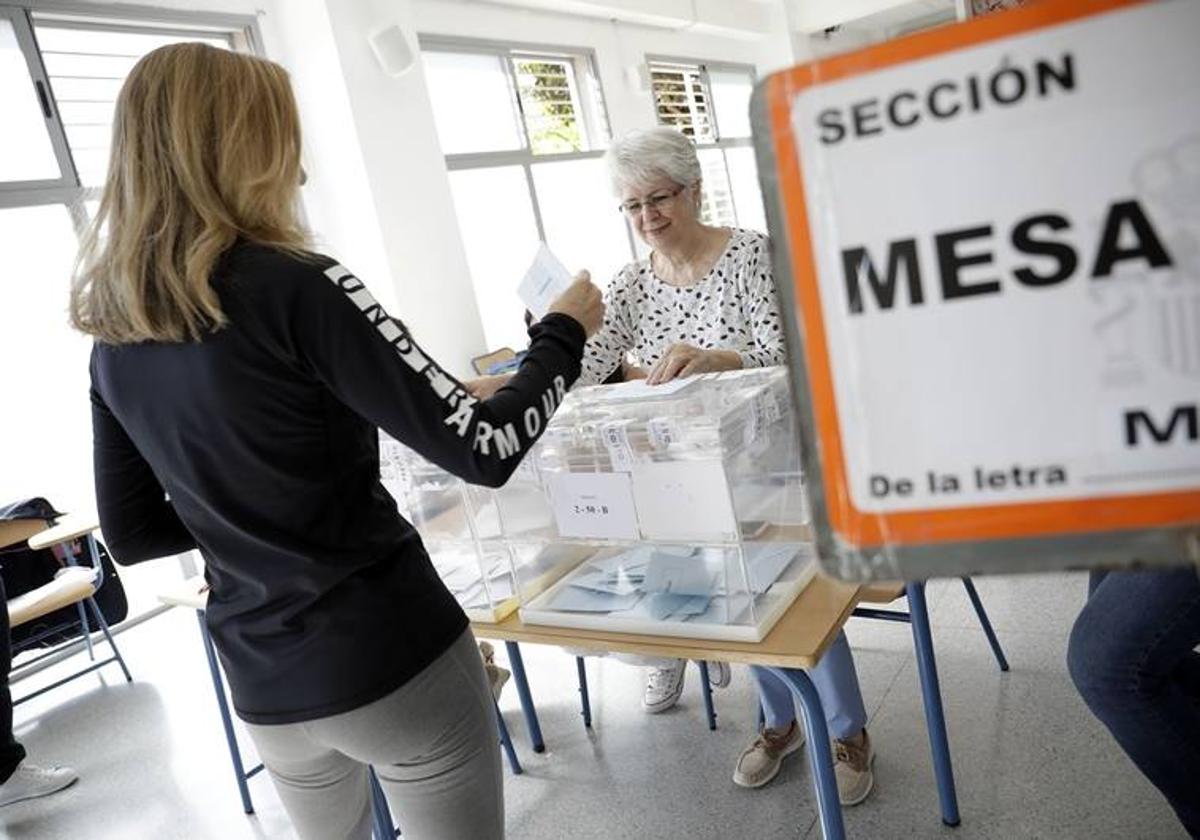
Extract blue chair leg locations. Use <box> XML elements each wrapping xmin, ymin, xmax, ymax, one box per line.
<box><xmin>63</xmin><ymin>539</ymin><xmax>96</xmax><ymax>661</ymax></box>
<box><xmin>764</xmin><ymin>666</ymin><xmax>845</xmax><ymax>840</ymax></box>
<box><xmin>696</xmin><ymin>661</ymin><xmax>717</xmax><ymax>730</ymax></box>
<box><xmin>961</xmin><ymin>577</ymin><xmax>1009</xmax><ymax>672</ymax></box>
<box><xmin>197</xmin><ymin>610</ymin><xmax>255</xmax><ymax>815</ymax></box>
<box><xmin>576</xmin><ymin>656</ymin><xmax>592</xmax><ymax>728</ymax></box>
<box><xmin>85</xmin><ymin>596</ymin><xmax>132</xmax><ymax>682</ymax></box>
<box><xmin>503</xmin><ymin>642</ymin><xmax>545</xmax><ymax>753</ymax></box>
<box><xmin>368</xmin><ymin>767</ymin><xmax>397</xmax><ymax>839</ymax></box>
<box><xmin>495</xmin><ymin>702</ymin><xmax>522</xmax><ymax>775</ymax></box>
<box><xmin>907</xmin><ymin>583</ymin><xmax>962</xmax><ymax>827</ymax></box>
<box><xmin>74</xmin><ymin>602</ymin><xmax>96</xmax><ymax>660</ymax></box>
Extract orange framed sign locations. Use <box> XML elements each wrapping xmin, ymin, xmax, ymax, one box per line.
<box><xmin>751</xmin><ymin>0</ymin><xmax>1200</xmax><ymax>580</ymax></box>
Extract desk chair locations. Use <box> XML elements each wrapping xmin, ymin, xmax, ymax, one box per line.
<box><xmin>1</xmin><ymin>516</ymin><xmax>133</xmax><ymax>705</ymax></box>
<box><xmin>158</xmin><ymin>577</ymin><xmax>522</xmax><ymax>820</ymax></box>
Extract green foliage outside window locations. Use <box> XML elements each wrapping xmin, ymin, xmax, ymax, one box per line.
<box><xmin>515</xmin><ymin>59</ymin><xmax>584</xmax><ymax>154</ymax></box>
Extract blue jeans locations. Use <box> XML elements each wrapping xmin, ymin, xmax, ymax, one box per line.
<box><xmin>1068</xmin><ymin>569</ymin><xmax>1200</xmax><ymax>838</ymax></box>
<box><xmin>751</xmin><ymin>630</ymin><xmax>867</xmax><ymax>740</ymax></box>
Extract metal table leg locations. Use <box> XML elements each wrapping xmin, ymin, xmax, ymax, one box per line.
<box><xmin>697</xmin><ymin>661</ymin><xmax>718</xmax><ymax>730</ymax></box>
<box><xmin>495</xmin><ymin>702</ymin><xmax>522</xmax><ymax>775</ymax></box>
<box><xmin>907</xmin><ymin>582</ymin><xmax>961</xmax><ymax>827</ymax></box>
<box><xmin>369</xmin><ymin>767</ymin><xmax>397</xmax><ymax>839</ymax></box>
<box><xmin>576</xmin><ymin>657</ymin><xmax>592</xmax><ymax>728</ymax></box>
<box><xmin>961</xmin><ymin>578</ymin><xmax>1009</xmax><ymax>672</ymax></box>
<box><xmin>504</xmin><ymin>642</ymin><xmax>545</xmax><ymax>752</ymax></box>
<box><xmin>765</xmin><ymin>666</ymin><xmax>846</xmax><ymax>840</ymax></box>
<box><xmin>196</xmin><ymin>610</ymin><xmax>255</xmax><ymax>815</ymax></box>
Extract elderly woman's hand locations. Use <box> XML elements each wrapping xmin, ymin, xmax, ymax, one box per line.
<box><xmin>645</xmin><ymin>343</ymin><xmax>741</xmax><ymax>385</ymax></box>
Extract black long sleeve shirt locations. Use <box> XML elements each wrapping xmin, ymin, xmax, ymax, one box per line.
<box><xmin>90</xmin><ymin>242</ymin><xmax>585</xmax><ymax>724</ymax></box>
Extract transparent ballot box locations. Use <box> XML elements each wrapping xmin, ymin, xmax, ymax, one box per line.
<box><xmin>515</xmin><ymin>367</ymin><xmax>818</xmax><ymax>642</ymax></box>
<box><xmin>379</xmin><ymin>434</ymin><xmax>570</xmax><ymax>622</ymax></box>
<box><xmin>380</xmin><ymin>434</ymin><xmax>518</xmax><ymax>622</ymax></box>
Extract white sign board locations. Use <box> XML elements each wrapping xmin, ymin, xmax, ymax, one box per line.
<box><xmin>755</xmin><ymin>0</ymin><xmax>1199</xmax><ymax>574</ymax></box>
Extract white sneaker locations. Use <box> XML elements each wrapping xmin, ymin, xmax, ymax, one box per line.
<box><xmin>706</xmin><ymin>661</ymin><xmax>731</xmax><ymax>689</ymax></box>
<box><xmin>0</xmin><ymin>763</ymin><xmax>78</xmax><ymax>807</ymax></box>
<box><xmin>643</xmin><ymin>660</ymin><xmax>687</xmax><ymax>713</ymax></box>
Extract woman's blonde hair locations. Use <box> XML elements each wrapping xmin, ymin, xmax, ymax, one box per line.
<box><xmin>70</xmin><ymin>42</ymin><xmax>310</xmax><ymax>344</ymax></box>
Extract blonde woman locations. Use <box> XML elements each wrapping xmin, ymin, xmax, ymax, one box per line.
<box><xmin>70</xmin><ymin>44</ymin><xmax>602</xmax><ymax>840</ymax></box>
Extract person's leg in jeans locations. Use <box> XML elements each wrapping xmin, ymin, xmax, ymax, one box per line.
<box><xmin>750</xmin><ymin>631</ymin><xmax>868</xmax><ymax>737</ymax></box>
<box><xmin>1068</xmin><ymin>568</ymin><xmax>1200</xmax><ymax>836</ymax></box>
<box><xmin>736</xmin><ymin>631</ymin><xmax>873</xmax><ymax>802</ymax></box>
<box><xmin>247</xmin><ymin>629</ymin><xmax>502</xmax><ymax>840</ymax></box>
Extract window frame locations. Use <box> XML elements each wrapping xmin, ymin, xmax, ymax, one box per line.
<box><xmin>645</xmin><ymin>54</ymin><xmax>757</xmax><ymax>228</ymax></box>
<box><xmin>0</xmin><ymin>2</ymin><xmax>261</xmax><ymax>232</ymax></box>
<box><xmin>418</xmin><ymin>33</ymin><xmax>636</xmax><ymax>260</ymax></box>
<box><xmin>0</xmin><ymin>6</ymin><xmax>81</xmax><ymax>199</ymax></box>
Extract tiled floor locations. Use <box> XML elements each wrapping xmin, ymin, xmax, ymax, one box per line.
<box><xmin>1</xmin><ymin>572</ymin><xmax>1188</xmax><ymax>839</ymax></box>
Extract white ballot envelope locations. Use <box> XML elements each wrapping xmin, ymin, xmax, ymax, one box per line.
<box><xmin>518</xmin><ymin>243</ymin><xmax>574</xmax><ymax>319</ymax></box>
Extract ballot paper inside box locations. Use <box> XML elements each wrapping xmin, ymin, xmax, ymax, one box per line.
<box><xmin>516</xmin><ymin>541</ymin><xmax>818</xmax><ymax>642</ymax></box>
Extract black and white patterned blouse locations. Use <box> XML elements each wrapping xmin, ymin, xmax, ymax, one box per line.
<box><xmin>579</xmin><ymin>228</ymin><xmax>785</xmax><ymax>385</ymax></box>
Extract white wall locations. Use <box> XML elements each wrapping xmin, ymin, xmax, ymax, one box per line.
<box><xmin>268</xmin><ymin>0</ymin><xmax>487</xmax><ymax>372</ymax></box>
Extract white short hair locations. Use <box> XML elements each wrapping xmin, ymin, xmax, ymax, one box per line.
<box><xmin>604</xmin><ymin>127</ymin><xmax>702</xmax><ymax>195</ymax></box>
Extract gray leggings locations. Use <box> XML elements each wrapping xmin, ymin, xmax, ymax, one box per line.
<box><xmin>245</xmin><ymin>629</ymin><xmax>503</xmax><ymax>840</ymax></box>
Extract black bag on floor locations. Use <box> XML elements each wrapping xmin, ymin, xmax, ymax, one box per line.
<box><xmin>0</xmin><ymin>497</ymin><xmax>129</xmax><ymax>648</ymax></box>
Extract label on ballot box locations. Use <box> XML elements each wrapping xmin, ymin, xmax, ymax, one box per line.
<box><xmin>548</xmin><ymin>472</ymin><xmax>640</xmax><ymax>540</ymax></box>
<box><xmin>632</xmin><ymin>461</ymin><xmax>739</xmax><ymax>542</ymax></box>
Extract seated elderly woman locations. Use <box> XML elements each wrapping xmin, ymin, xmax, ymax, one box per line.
<box><xmin>574</xmin><ymin>126</ymin><xmax>878</xmax><ymax>803</ymax></box>
<box><xmin>470</xmin><ymin>127</ymin><xmax>878</xmax><ymax>802</ymax></box>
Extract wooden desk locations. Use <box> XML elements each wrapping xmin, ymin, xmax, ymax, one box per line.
<box><xmin>473</xmin><ymin>574</ymin><xmax>862</xmax><ymax>839</ymax></box>
<box><xmin>473</xmin><ymin>574</ymin><xmax>861</xmax><ymax>670</ymax></box>
<box><xmin>474</xmin><ymin>575</ymin><xmax>966</xmax><ymax>839</ymax></box>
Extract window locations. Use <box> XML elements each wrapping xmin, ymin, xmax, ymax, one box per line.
<box><xmin>34</xmin><ymin>24</ymin><xmax>235</xmax><ymax>187</ymax></box>
<box><xmin>0</xmin><ymin>6</ymin><xmax>257</xmax><ymax>619</ymax></box>
<box><xmin>513</xmin><ymin>56</ymin><xmax>587</xmax><ymax>154</ymax></box>
<box><xmin>650</xmin><ymin>62</ymin><xmax>714</xmax><ymax>142</ymax></box>
<box><xmin>421</xmin><ymin>38</ymin><xmax>630</xmax><ymax>353</ymax></box>
<box><xmin>648</xmin><ymin>58</ymin><xmax>763</xmax><ymax>231</ymax></box>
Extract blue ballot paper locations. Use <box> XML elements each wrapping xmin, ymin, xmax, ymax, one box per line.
<box><xmin>550</xmin><ymin>585</ymin><xmax>643</xmax><ymax>613</ymax></box>
<box><xmin>744</xmin><ymin>544</ymin><xmax>802</xmax><ymax>594</ymax></box>
<box><xmin>568</xmin><ymin>567</ymin><xmax>644</xmax><ymax>596</ymax></box>
<box><xmin>643</xmin><ymin>592</ymin><xmax>712</xmax><ymax>620</ymax></box>
<box><xmin>643</xmin><ymin>550</ymin><xmax>719</xmax><ymax>596</ymax></box>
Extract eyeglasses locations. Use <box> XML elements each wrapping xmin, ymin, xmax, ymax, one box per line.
<box><xmin>618</xmin><ymin>185</ymin><xmax>686</xmax><ymax>217</ymax></box>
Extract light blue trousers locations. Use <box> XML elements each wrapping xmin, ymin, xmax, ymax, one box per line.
<box><xmin>751</xmin><ymin>630</ymin><xmax>867</xmax><ymax>740</ymax></box>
